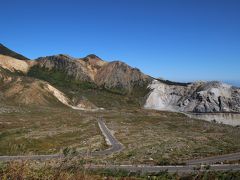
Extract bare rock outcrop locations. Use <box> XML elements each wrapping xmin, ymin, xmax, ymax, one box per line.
<box><xmin>145</xmin><ymin>80</ymin><xmax>240</xmax><ymax>113</ymax></box>
<box><xmin>35</xmin><ymin>54</ymin><xmax>95</xmax><ymax>82</ymax></box>
<box><xmin>96</xmin><ymin>61</ymin><xmax>152</xmax><ymax>93</ymax></box>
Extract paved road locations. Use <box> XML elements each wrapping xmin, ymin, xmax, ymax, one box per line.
<box><xmin>186</xmin><ymin>152</ymin><xmax>240</xmax><ymax>165</ymax></box>
<box><xmin>0</xmin><ymin>118</ymin><xmax>240</xmax><ymax>173</ymax></box>
<box><xmin>91</xmin><ymin>119</ymin><xmax>124</xmax><ymax>156</ymax></box>
<box><xmin>89</xmin><ymin>164</ymin><xmax>240</xmax><ymax>173</ymax></box>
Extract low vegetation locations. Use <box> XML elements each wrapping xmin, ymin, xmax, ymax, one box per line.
<box><xmin>0</xmin><ymin>106</ymin><xmax>107</xmax><ymax>155</ymax></box>
<box><xmin>0</xmin><ymin>106</ymin><xmax>239</xmax><ymax>166</ymax></box>
<box><xmin>95</xmin><ymin>109</ymin><xmax>240</xmax><ymax>165</ymax></box>
<box><xmin>0</xmin><ymin>159</ymin><xmax>240</xmax><ymax>179</ymax></box>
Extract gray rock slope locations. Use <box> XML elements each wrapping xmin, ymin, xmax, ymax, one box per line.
<box><xmin>144</xmin><ymin>80</ymin><xmax>240</xmax><ymax>113</ymax></box>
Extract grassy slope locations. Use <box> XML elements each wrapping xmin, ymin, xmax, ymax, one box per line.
<box><xmin>0</xmin><ymin>106</ymin><xmax>106</xmax><ymax>155</ymax></box>
<box><xmin>97</xmin><ymin>109</ymin><xmax>240</xmax><ymax>165</ymax></box>
<box><xmin>0</xmin><ymin>67</ymin><xmax>65</xmax><ymax>107</ymax></box>
<box><xmin>1</xmin><ymin>159</ymin><xmax>240</xmax><ymax>179</ymax></box>
<box><xmin>28</xmin><ymin>66</ymin><xmax>150</xmax><ymax>109</ymax></box>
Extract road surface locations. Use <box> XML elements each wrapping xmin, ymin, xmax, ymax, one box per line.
<box><xmin>186</xmin><ymin>152</ymin><xmax>240</xmax><ymax>165</ymax></box>
<box><xmin>91</xmin><ymin>118</ymin><xmax>124</xmax><ymax>156</ymax></box>
<box><xmin>89</xmin><ymin>164</ymin><xmax>240</xmax><ymax>173</ymax></box>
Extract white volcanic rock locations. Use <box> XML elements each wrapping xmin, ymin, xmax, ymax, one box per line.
<box><xmin>145</xmin><ymin>80</ymin><xmax>240</xmax><ymax>113</ymax></box>
<box><xmin>144</xmin><ymin>80</ymin><xmax>184</xmax><ymax>111</ymax></box>
<box><xmin>46</xmin><ymin>84</ymin><xmax>98</xmax><ymax>110</ymax></box>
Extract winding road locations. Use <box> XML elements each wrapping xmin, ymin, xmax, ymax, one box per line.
<box><xmin>0</xmin><ymin>118</ymin><xmax>240</xmax><ymax>173</ymax></box>
<box><xmin>91</xmin><ymin>118</ymin><xmax>123</xmax><ymax>156</ymax></box>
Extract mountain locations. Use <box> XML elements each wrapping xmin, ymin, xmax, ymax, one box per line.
<box><xmin>0</xmin><ymin>44</ymin><xmax>151</xmax><ymax>108</ymax></box>
<box><xmin>27</xmin><ymin>54</ymin><xmax>152</xmax><ymax>108</ymax></box>
<box><xmin>29</xmin><ymin>54</ymin><xmax>152</xmax><ymax>94</ymax></box>
<box><xmin>0</xmin><ymin>43</ymin><xmax>239</xmax><ymax>113</ymax></box>
<box><xmin>0</xmin><ymin>43</ymin><xmax>29</xmax><ymax>60</ymax></box>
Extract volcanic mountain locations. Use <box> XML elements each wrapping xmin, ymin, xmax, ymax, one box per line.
<box><xmin>0</xmin><ymin>43</ymin><xmax>239</xmax><ymax>113</ymax></box>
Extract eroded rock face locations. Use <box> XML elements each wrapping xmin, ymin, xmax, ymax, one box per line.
<box><xmin>95</xmin><ymin>61</ymin><xmax>152</xmax><ymax>92</ymax></box>
<box><xmin>145</xmin><ymin>80</ymin><xmax>240</xmax><ymax>113</ymax></box>
<box><xmin>35</xmin><ymin>54</ymin><xmax>95</xmax><ymax>82</ymax></box>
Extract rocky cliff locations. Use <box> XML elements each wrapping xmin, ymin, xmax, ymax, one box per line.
<box><xmin>95</xmin><ymin>61</ymin><xmax>151</xmax><ymax>93</ymax></box>
<box><xmin>144</xmin><ymin>80</ymin><xmax>240</xmax><ymax>113</ymax></box>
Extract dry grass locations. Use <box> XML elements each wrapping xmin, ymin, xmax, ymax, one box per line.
<box><xmin>0</xmin><ymin>106</ymin><xmax>106</xmax><ymax>155</ymax></box>
<box><xmin>0</xmin><ymin>158</ymin><xmax>141</xmax><ymax>180</ymax></box>
<box><xmin>0</xmin><ymin>158</ymin><xmax>240</xmax><ymax>179</ymax></box>
<box><xmin>0</xmin><ymin>106</ymin><xmax>240</xmax><ymax>166</ymax></box>
<box><xmin>95</xmin><ymin>109</ymin><xmax>240</xmax><ymax>165</ymax></box>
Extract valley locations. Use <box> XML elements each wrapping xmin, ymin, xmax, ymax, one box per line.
<box><xmin>0</xmin><ymin>44</ymin><xmax>240</xmax><ymax>178</ymax></box>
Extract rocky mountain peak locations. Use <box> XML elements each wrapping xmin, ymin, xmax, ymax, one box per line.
<box><xmin>36</xmin><ymin>54</ymin><xmax>74</xmax><ymax>62</ymax></box>
<box><xmin>81</xmin><ymin>54</ymin><xmax>107</xmax><ymax>69</ymax></box>
<box><xmin>95</xmin><ymin>60</ymin><xmax>152</xmax><ymax>93</ymax></box>
<box><xmin>85</xmin><ymin>54</ymin><xmax>101</xmax><ymax>60</ymax></box>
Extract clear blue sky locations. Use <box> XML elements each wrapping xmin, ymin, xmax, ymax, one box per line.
<box><xmin>1</xmin><ymin>0</ymin><xmax>240</xmax><ymax>85</ymax></box>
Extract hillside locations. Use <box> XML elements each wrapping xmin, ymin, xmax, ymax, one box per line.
<box><xmin>0</xmin><ymin>67</ymin><xmax>96</xmax><ymax>109</ymax></box>
<box><xmin>0</xmin><ymin>43</ymin><xmax>29</xmax><ymax>60</ymax></box>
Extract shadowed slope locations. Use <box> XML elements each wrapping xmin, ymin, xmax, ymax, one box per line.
<box><xmin>0</xmin><ymin>43</ymin><xmax>29</xmax><ymax>60</ymax></box>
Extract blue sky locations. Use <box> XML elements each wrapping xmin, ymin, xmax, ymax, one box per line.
<box><xmin>1</xmin><ymin>0</ymin><xmax>240</xmax><ymax>85</ymax></box>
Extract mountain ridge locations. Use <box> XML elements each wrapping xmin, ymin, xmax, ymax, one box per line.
<box><xmin>0</xmin><ymin>43</ymin><xmax>239</xmax><ymax>113</ymax></box>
